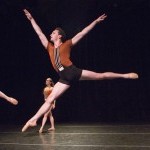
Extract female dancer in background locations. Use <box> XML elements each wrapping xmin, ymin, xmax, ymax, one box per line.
<box><xmin>39</xmin><ymin>78</ymin><xmax>56</xmax><ymax>133</ymax></box>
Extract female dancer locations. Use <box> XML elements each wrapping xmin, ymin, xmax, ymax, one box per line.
<box><xmin>39</xmin><ymin>78</ymin><xmax>55</xmax><ymax>133</ymax></box>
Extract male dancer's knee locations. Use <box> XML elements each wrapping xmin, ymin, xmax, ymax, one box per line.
<box><xmin>46</xmin><ymin>95</ymin><xmax>55</xmax><ymax>105</ymax></box>
<box><xmin>99</xmin><ymin>72</ymin><xmax>113</xmax><ymax>79</ymax></box>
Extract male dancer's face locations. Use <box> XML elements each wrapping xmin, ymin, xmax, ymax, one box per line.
<box><xmin>50</xmin><ymin>30</ymin><xmax>61</xmax><ymax>42</ymax></box>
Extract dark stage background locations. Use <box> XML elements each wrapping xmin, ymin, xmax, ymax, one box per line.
<box><xmin>0</xmin><ymin>0</ymin><xmax>150</xmax><ymax>125</ymax></box>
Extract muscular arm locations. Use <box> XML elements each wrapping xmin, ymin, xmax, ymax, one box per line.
<box><xmin>23</xmin><ymin>9</ymin><xmax>48</xmax><ymax>49</ymax></box>
<box><xmin>72</xmin><ymin>14</ymin><xmax>107</xmax><ymax>45</ymax></box>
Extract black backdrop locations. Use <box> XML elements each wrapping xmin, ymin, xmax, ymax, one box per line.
<box><xmin>0</xmin><ymin>0</ymin><xmax>150</xmax><ymax>124</ymax></box>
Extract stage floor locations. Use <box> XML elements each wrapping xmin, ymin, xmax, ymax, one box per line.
<box><xmin>0</xmin><ymin>123</ymin><xmax>150</xmax><ymax>150</ymax></box>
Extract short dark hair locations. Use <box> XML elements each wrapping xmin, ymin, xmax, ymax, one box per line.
<box><xmin>55</xmin><ymin>27</ymin><xmax>66</xmax><ymax>42</ymax></box>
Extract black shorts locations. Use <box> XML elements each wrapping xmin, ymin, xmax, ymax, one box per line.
<box><xmin>58</xmin><ymin>65</ymin><xmax>82</xmax><ymax>85</ymax></box>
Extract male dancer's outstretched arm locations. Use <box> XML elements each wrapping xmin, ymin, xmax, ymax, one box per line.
<box><xmin>23</xmin><ymin>9</ymin><xmax>48</xmax><ymax>49</ymax></box>
<box><xmin>72</xmin><ymin>14</ymin><xmax>107</xmax><ymax>45</ymax></box>
<box><xmin>24</xmin><ymin>9</ymin><xmax>107</xmax><ymax>47</ymax></box>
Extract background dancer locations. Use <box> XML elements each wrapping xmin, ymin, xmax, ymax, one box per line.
<box><xmin>39</xmin><ymin>78</ymin><xmax>56</xmax><ymax>133</ymax></box>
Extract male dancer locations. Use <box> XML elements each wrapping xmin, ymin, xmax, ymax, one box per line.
<box><xmin>22</xmin><ymin>9</ymin><xmax>138</xmax><ymax>132</ymax></box>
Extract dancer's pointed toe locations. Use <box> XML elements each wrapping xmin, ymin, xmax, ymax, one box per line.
<box><xmin>22</xmin><ymin>122</ymin><xmax>30</xmax><ymax>132</ymax></box>
<box><xmin>22</xmin><ymin>121</ymin><xmax>37</xmax><ymax>132</ymax></box>
<box><xmin>128</xmin><ymin>73</ymin><xmax>138</xmax><ymax>79</ymax></box>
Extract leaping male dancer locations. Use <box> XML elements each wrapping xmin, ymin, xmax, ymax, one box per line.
<box><xmin>22</xmin><ymin>9</ymin><xmax>138</xmax><ymax>132</ymax></box>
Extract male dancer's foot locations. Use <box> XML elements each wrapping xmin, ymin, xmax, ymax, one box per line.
<box><xmin>125</xmin><ymin>73</ymin><xmax>138</xmax><ymax>79</ymax></box>
<box><xmin>22</xmin><ymin>120</ymin><xmax>37</xmax><ymax>132</ymax></box>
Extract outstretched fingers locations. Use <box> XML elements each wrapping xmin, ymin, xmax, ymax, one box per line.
<box><xmin>23</xmin><ymin>9</ymin><xmax>32</xmax><ymax>20</ymax></box>
<box><xmin>96</xmin><ymin>14</ymin><xmax>107</xmax><ymax>22</ymax></box>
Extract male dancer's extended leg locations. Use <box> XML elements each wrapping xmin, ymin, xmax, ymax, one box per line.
<box><xmin>22</xmin><ymin>82</ymin><xmax>70</xmax><ymax>132</ymax></box>
<box><xmin>80</xmin><ymin>70</ymin><xmax>138</xmax><ymax>80</ymax></box>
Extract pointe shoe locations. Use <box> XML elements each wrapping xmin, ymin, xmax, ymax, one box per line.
<box><xmin>128</xmin><ymin>73</ymin><xmax>139</xmax><ymax>79</ymax></box>
<box><xmin>9</xmin><ymin>97</ymin><xmax>18</xmax><ymax>105</ymax></box>
<box><xmin>22</xmin><ymin>121</ymin><xmax>37</xmax><ymax>132</ymax></box>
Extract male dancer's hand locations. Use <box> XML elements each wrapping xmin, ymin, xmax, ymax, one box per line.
<box><xmin>23</xmin><ymin>9</ymin><xmax>33</xmax><ymax>20</ymax></box>
<box><xmin>96</xmin><ymin>14</ymin><xmax>107</xmax><ymax>23</ymax></box>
